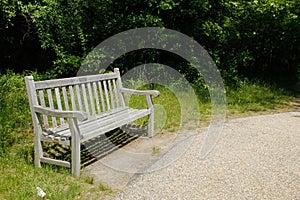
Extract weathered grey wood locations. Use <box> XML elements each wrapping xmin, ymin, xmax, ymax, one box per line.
<box><xmin>103</xmin><ymin>80</ymin><xmax>110</xmax><ymax>111</ymax></box>
<box><xmin>87</xmin><ymin>83</ymin><xmax>96</xmax><ymax>117</ymax></box>
<box><xmin>55</xmin><ymin>87</ymin><xmax>65</xmax><ymax>125</ymax></box>
<box><xmin>47</xmin><ymin>89</ymin><xmax>57</xmax><ymax>127</ymax></box>
<box><xmin>69</xmin><ymin>86</ymin><xmax>76</xmax><ymax>111</ymax></box>
<box><xmin>41</xmin><ymin>135</ymin><xmax>70</xmax><ymax>145</ymax></box>
<box><xmin>25</xmin><ymin>68</ymin><xmax>159</xmax><ymax>177</ymax></box>
<box><xmin>81</xmin><ymin>109</ymin><xmax>150</xmax><ymax>142</ymax></box>
<box><xmin>40</xmin><ymin>157</ymin><xmax>70</xmax><ymax>168</ymax></box>
<box><xmin>35</xmin><ymin>73</ymin><xmax>118</xmax><ymax>89</ymax></box>
<box><xmin>69</xmin><ymin>117</ymin><xmax>81</xmax><ymax>177</ymax></box>
<box><xmin>52</xmin><ymin>108</ymin><xmax>150</xmax><ymax>143</ymax></box>
<box><xmin>62</xmin><ymin>87</ymin><xmax>70</xmax><ymax>110</ymax></box>
<box><xmin>38</xmin><ymin>90</ymin><xmax>49</xmax><ymax>128</ymax></box>
<box><xmin>75</xmin><ymin>85</ymin><xmax>83</xmax><ymax>111</ymax></box>
<box><xmin>93</xmin><ymin>82</ymin><xmax>101</xmax><ymax>114</ymax></box>
<box><xmin>98</xmin><ymin>81</ymin><xmax>106</xmax><ymax>112</ymax></box>
<box><xmin>34</xmin><ymin>106</ymin><xmax>88</xmax><ymax>122</ymax></box>
<box><xmin>114</xmin><ymin>68</ymin><xmax>126</xmax><ymax>107</ymax></box>
<box><xmin>108</xmin><ymin>80</ymin><xmax>115</xmax><ymax>109</ymax></box>
<box><xmin>25</xmin><ymin>76</ymin><xmax>43</xmax><ymax>168</ymax></box>
<box><xmin>121</xmin><ymin>88</ymin><xmax>160</xmax><ymax>97</ymax></box>
<box><xmin>146</xmin><ymin>95</ymin><xmax>155</xmax><ymax>137</ymax></box>
<box><xmin>81</xmin><ymin>84</ymin><xmax>90</xmax><ymax>116</ymax></box>
<box><xmin>112</xmin><ymin>79</ymin><xmax>120</xmax><ymax>108</ymax></box>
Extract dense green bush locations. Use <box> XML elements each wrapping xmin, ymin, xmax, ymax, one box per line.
<box><xmin>0</xmin><ymin>72</ymin><xmax>31</xmax><ymax>155</ymax></box>
<box><xmin>0</xmin><ymin>0</ymin><xmax>299</xmax><ymax>84</ymax></box>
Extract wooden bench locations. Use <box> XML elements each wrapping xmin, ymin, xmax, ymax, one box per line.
<box><xmin>25</xmin><ymin>68</ymin><xmax>159</xmax><ymax>177</ymax></box>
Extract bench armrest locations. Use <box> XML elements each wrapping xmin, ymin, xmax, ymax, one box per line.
<box><xmin>34</xmin><ymin>106</ymin><xmax>88</xmax><ymax>122</ymax></box>
<box><xmin>121</xmin><ymin>88</ymin><xmax>160</xmax><ymax>97</ymax></box>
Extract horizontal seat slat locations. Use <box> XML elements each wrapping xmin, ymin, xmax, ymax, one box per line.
<box><xmin>82</xmin><ymin>109</ymin><xmax>150</xmax><ymax>142</ymax></box>
<box><xmin>79</xmin><ymin>108</ymin><xmax>149</xmax><ymax>138</ymax></box>
<box><xmin>41</xmin><ymin>108</ymin><xmax>150</xmax><ymax>144</ymax></box>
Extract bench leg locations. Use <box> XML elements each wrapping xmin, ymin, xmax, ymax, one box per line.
<box><xmin>34</xmin><ymin>120</ymin><xmax>44</xmax><ymax>168</ymax></box>
<box><xmin>71</xmin><ymin>137</ymin><xmax>81</xmax><ymax>177</ymax></box>
<box><xmin>34</xmin><ymin>133</ymin><xmax>42</xmax><ymax>168</ymax></box>
<box><xmin>148</xmin><ymin>111</ymin><xmax>154</xmax><ymax>137</ymax></box>
<box><xmin>146</xmin><ymin>95</ymin><xmax>155</xmax><ymax>137</ymax></box>
<box><xmin>69</xmin><ymin>118</ymin><xmax>81</xmax><ymax>177</ymax></box>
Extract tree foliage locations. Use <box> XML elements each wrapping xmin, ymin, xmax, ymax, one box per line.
<box><xmin>0</xmin><ymin>0</ymin><xmax>299</xmax><ymax>84</ymax></box>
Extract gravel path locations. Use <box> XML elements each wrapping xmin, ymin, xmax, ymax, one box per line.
<box><xmin>105</xmin><ymin>112</ymin><xmax>300</xmax><ymax>199</ymax></box>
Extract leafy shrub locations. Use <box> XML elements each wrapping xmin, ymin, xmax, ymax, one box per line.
<box><xmin>0</xmin><ymin>0</ymin><xmax>298</xmax><ymax>84</ymax></box>
<box><xmin>0</xmin><ymin>72</ymin><xmax>31</xmax><ymax>155</ymax></box>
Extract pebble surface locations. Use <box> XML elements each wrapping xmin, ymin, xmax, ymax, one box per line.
<box><xmin>106</xmin><ymin>112</ymin><xmax>300</xmax><ymax>200</ymax></box>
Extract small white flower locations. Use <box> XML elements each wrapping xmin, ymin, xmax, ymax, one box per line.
<box><xmin>37</xmin><ymin>186</ymin><xmax>46</xmax><ymax>198</ymax></box>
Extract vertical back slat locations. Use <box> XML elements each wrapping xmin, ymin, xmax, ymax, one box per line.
<box><xmin>98</xmin><ymin>82</ymin><xmax>106</xmax><ymax>112</ymax></box>
<box><xmin>108</xmin><ymin>80</ymin><xmax>115</xmax><ymax>109</ymax></box>
<box><xmin>38</xmin><ymin>90</ymin><xmax>49</xmax><ymax>128</ymax></box>
<box><xmin>87</xmin><ymin>83</ymin><xmax>96</xmax><ymax>117</ymax></box>
<box><xmin>47</xmin><ymin>89</ymin><xmax>57</xmax><ymax>127</ymax></box>
<box><xmin>62</xmin><ymin>87</ymin><xmax>70</xmax><ymax>111</ymax></box>
<box><xmin>55</xmin><ymin>87</ymin><xmax>65</xmax><ymax>125</ymax></box>
<box><xmin>75</xmin><ymin>85</ymin><xmax>83</xmax><ymax>111</ymax></box>
<box><xmin>69</xmin><ymin>86</ymin><xmax>77</xmax><ymax>111</ymax></box>
<box><xmin>112</xmin><ymin>79</ymin><xmax>120</xmax><ymax>108</ymax></box>
<box><xmin>103</xmin><ymin>80</ymin><xmax>111</xmax><ymax>111</ymax></box>
<box><xmin>93</xmin><ymin>82</ymin><xmax>101</xmax><ymax>114</ymax></box>
<box><xmin>81</xmin><ymin>84</ymin><xmax>90</xmax><ymax>116</ymax></box>
<box><xmin>114</xmin><ymin>68</ymin><xmax>126</xmax><ymax>107</ymax></box>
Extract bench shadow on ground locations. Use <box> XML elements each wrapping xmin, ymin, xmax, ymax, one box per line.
<box><xmin>81</xmin><ymin>124</ymin><xmax>147</xmax><ymax>167</ymax></box>
<box><xmin>42</xmin><ymin>124</ymin><xmax>148</xmax><ymax>168</ymax></box>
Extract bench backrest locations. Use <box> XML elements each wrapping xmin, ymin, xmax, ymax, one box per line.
<box><xmin>25</xmin><ymin>68</ymin><xmax>126</xmax><ymax>129</ymax></box>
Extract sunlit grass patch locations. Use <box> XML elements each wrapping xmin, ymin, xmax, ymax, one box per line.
<box><xmin>0</xmin><ymin>153</ymin><xmax>80</xmax><ymax>199</ymax></box>
<box><xmin>126</xmin><ymin>84</ymin><xmax>211</xmax><ymax>132</ymax></box>
<box><xmin>226</xmin><ymin>81</ymin><xmax>294</xmax><ymax>114</ymax></box>
<box><xmin>0</xmin><ymin>147</ymin><xmax>112</xmax><ymax>199</ymax></box>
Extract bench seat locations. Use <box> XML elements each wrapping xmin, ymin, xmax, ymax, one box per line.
<box><xmin>41</xmin><ymin>107</ymin><xmax>150</xmax><ymax>145</ymax></box>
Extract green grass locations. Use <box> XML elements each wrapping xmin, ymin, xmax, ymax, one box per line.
<box><xmin>0</xmin><ymin>153</ymin><xmax>113</xmax><ymax>199</ymax></box>
<box><xmin>0</xmin><ymin>129</ymin><xmax>112</xmax><ymax>199</ymax></box>
<box><xmin>0</xmin><ymin>140</ymin><xmax>113</xmax><ymax>199</ymax></box>
<box><xmin>126</xmin><ymin>84</ymin><xmax>208</xmax><ymax>132</ymax></box>
<box><xmin>0</xmin><ymin>72</ymin><xmax>296</xmax><ymax>199</ymax></box>
<box><xmin>127</xmin><ymin>81</ymin><xmax>294</xmax><ymax>132</ymax></box>
<box><xmin>0</xmin><ymin>156</ymin><xmax>79</xmax><ymax>199</ymax></box>
<box><xmin>226</xmin><ymin>81</ymin><xmax>294</xmax><ymax>116</ymax></box>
